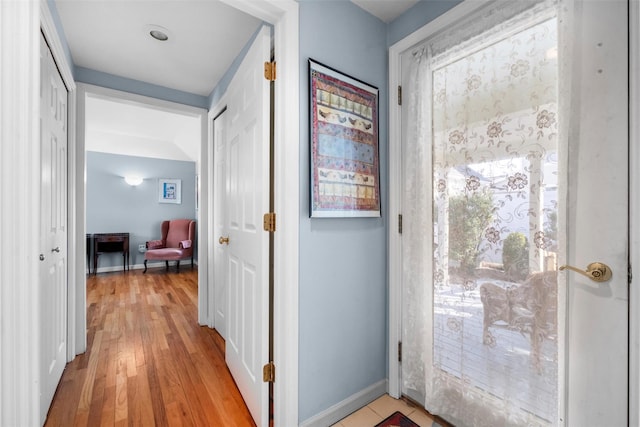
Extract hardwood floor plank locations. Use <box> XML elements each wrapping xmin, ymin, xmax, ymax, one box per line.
<box><xmin>44</xmin><ymin>368</ymin><xmax>82</xmax><ymax>427</ymax></box>
<box><xmin>114</xmin><ymin>356</ymin><xmax>128</xmax><ymax>423</ymax></box>
<box><xmin>163</xmin><ymin>316</ymin><xmax>219</xmax><ymax>426</ymax></box>
<box><xmin>99</xmin><ymin>386</ymin><xmax>116</xmax><ymax>426</ymax></box>
<box><xmin>44</xmin><ymin>268</ymin><xmax>255</xmax><ymax>427</ymax></box>
<box><xmin>105</xmin><ymin>332</ymin><xmax>119</xmax><ymax>389</ymax></box>
<box><xmin>169</xmin><ymin>311</ymin><xmax>197</xmax><ymax>354</ymax></box>
<box><xmin>128</xmin><ymin>365</ymin><xmax>155</xmax><ymax>426</ymax></box>
<box><xmin>78</xmin><ymin>329</ymin><xmax>104</xmax><ymax>412</ymax></box>
<box><xmin>86</xmin><ymin>376</ymin><xmax>105</xmax><ymax>427</ymax></box>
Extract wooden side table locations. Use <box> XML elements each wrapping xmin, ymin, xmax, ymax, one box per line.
<box><xmin>93</xmin><ymin>232</ymin><xmax>129</xmax><ymax>275</ymax></box>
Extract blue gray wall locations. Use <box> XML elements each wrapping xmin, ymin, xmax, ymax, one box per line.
<box><xmin>208</xmin><ymin>24</ymin><xmax>270</xmax><ymax>109</ymax></box>
<box><xmin>76</xmin><ymin>67</ymin><xmax>208</xmax><ymax>108</ymax></box>
<box><xmin>297</xmin><ymin>0</ymin><xmax>462</xmax><ymax>422</ymax></box>
<box><xmin>387</xmin><ymin>0</ymin><xmax>461</xmax><ymax>46</ymax></box>
<box><xmin>86</xmin><ymin>152</ymin><xmax>196</xmax><ymax>270</ymax></box>
<box><xmin>298</xmin><ymin>1</ymin><xmax>389</xmax><ymax>421</ymax></box>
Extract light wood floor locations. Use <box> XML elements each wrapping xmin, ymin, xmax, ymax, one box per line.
<box><xmin>44</xmin><ymin>267</ymin><xmax>256</xmax><ymax>427</ymax></box>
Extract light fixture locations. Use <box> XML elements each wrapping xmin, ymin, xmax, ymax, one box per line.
<box><xmin>145</xmin><ymin>24</ymin><xmax>172</xmax><ymax>43</ymax></box>
<box><xmin>124</xmin><ymin>176</ymin><xmax>143</xmax><ymax>186</ymax></box>
<box><xmin>150</xmin><ymin>29</ymin><xmax>168</xmax><ymax>41</ymax></box>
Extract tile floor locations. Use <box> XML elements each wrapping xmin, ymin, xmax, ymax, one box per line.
<box><xmin>332</xmin><ymin>394</ymin><xmax>437</xmax><ymax>427</ymax></box>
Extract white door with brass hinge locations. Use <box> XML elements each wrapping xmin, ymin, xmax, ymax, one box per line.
<box><xmin>391</xmin><ymin>1</ymin><xmax>628</xmax><ymax>425</ymax></box>
<box><xmin>40</xmin><ymin>33</ymin><xmax>68</xmax><ymax>424</ymax></box>
<box><xmin>222</xmin><ymin>25</ymin><xmax>271</xmax><ymax>427</ymax></box>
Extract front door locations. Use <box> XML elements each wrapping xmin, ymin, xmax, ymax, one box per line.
<box><xmin>40</xmin><ymin>33</ymin><xmax>68</xmax><ymax>423</ymax></box>
<box><xmin>397</xmin><ymin>1</ymin><xmax>628</xmax><ymax>425</ymax></box>
<box><xmin>222</xmin><ymin>25</ymin><xmax>271</xmax><ymax>427</ymax></box>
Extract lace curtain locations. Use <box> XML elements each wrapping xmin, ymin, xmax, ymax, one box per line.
<box><xmin>401</xmin><ymin>47</ymin><xmax>432</xmax><ymax>402</ymax></box>
<box><xmin>402</xmin><ymin>1</ymin><xmax>567</xmax><ymax>425</ymax></box>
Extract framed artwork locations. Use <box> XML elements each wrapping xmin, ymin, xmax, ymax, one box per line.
<box><xmin>309</xmin><ymin>59</ymin><xmax>380</xmax><ymax>218</ymax></box>
<box><xmin>158</xmin><ymin>178</ymin><xmax>181</xmax><ymax>204</ymax></box>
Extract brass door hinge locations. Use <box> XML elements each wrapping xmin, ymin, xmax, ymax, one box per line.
<box><xmin>397</xmin><ymin>85</ymin><xmax>402</xmax><ymax>106</ymax></box>
<box><xmin>398</xmin><ymin>214</ymin><xmax>403</xmax><ymax>234</ymax></box>
<box><xmin>398</xmin><ymin>342</ymin><xmax>402</xmax><ymax>363</ymax></box>
<box><xmin>263</xmin><ymin>212</ymin><xmax>276</xmax><ymax>232</ymax></box>
<box><xmin>264</xmin><ymin>61</ymin><xmax>276</xmax><ymax>81</ymax></box>
<box><xmin>263</xmin><ymin>361</ymin><xmax>275</xmax><ymax>383</ymax></box>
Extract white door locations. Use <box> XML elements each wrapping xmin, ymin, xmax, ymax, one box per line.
<box><xmin>213</xmin><ymin>109</ymin><xmax>228</xmax><ymax>339</ymax></box>
<box><xmin>39</xmin><ymin>34</ymin><xmax>68</xmax><ymax>423</ymax></box>
<box><xmin>565</xmin><ymin>1</ymin><xmax>627</xmax><ymax>423</ymax></box>
<box><xmin>223</xmin><ymin>25</ymin><xmax>271</xmax><ymax>427</ymax></box>
<box><xmin>397</xmin><ymin>1</ymin><xmax>627</xmax><ymax>425</ymax></box>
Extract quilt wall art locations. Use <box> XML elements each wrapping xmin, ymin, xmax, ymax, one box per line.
<box><xmin>309</xmin><ymin>59</ymin><xmax>381</xmax><ymax>218</ymax></box>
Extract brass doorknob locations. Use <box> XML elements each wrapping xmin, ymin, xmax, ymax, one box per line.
<box><xmin>219</xmin><ymin>236</ymin><xmax>229</xmax><ymax>245</ymax></box>
<box><xmin>559</xmin><ymin>262</ymin><xmax>612</xmax><ymax>283</ymax></box>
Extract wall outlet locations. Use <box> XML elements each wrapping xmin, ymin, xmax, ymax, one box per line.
<box><xmin>138</xmin><ymin>244</ymin><xmax>146</xmax><ymax>253</ymax></box>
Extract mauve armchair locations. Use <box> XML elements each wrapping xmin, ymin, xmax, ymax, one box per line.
<box><xmin>144</xmin><ymin>219</ymin><xmax>196</xmax><ymax>273</ymax></box>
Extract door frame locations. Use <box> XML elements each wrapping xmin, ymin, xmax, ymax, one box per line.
<box><xmin>630</xmin><ymin>0</ymin><xmax>639</xmax><ymax>424</ymax></box>
<box><xmin>69</xmin><ymin>0</ymin><xmax>300</xmax><ymax>425</ymax></box>
<box><xmin>0</xmin><ymin>2</ymin><xmax>77</xmax><ymax>424</ymax></box>
<box><xmin>75</xmin><ymin>79</ymin><xmax>208</xmax><ymax>327</ymax></box>
<box><xmin>388</xmin><ymin>0</ymin><xmax>638</xmax><ymax>423</ymax></box>
<box><xmin>1</xmin><ymin>2</ymin><xmax>39</xmax><ymax>424</ymax></box>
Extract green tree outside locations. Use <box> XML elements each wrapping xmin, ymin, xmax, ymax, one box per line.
<box><xmin>448</xmin><ymin>190</ymin><xmax>494</xmax><ymax>275</ymax></box>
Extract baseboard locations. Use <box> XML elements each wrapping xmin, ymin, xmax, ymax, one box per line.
<box><xmin>91</xmin><ymin>261</ymin><xmax>196</xmax><ymax>274</ymax></box>
<box><xmin>299</xmin><ymin>379</ymin><xmax>387</xmax><ymax>427</ymax></box>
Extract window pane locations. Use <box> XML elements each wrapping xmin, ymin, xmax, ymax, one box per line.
<box><xmin>430</xmin><ymin>17</ymin><xmax>559</xmax><ymax>425</ymax></box>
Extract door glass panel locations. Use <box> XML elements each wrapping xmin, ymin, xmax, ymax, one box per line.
<box><xmin>428</xmin><ymin>15</ymin><xmax>560</xmax><ymax>426</ymax></box>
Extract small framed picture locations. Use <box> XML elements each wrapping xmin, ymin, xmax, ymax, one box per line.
<box><xmin>309</xmin><ymin>59</ymin><xmax>380</xmax><ymax>218</ymax></box>
<box><xmin>158</xmin><ymin>178</ymin><xmax>181</xmax><ymax>204</ymax></box>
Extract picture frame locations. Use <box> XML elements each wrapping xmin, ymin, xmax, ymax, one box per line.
<box><xmin>309</xmin><ymin>59</ymin><xmax>381</xmax><ymax>218</ymax></box>
<box><xmin>158</xmin><ymin>178</ymin><xmax>181</xmax><ymax>204</ymax></box>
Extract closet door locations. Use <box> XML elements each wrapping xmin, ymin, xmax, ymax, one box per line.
<box><xmin>40</xmin><ymin>33</ymin><xmax>68</xmax><ymax>423</ymax></box>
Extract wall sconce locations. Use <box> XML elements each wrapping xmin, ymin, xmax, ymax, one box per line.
<box><xmin>124</xmin><ymin>176</ymin><xmax>143</xmax><ymax>186</ymax></box>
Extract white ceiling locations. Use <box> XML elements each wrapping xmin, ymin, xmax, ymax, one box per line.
<box><xmin>55</xmin><ymin>0</ymin><xmax>262</xmax><ymax>96</ymax></box>
<box><xmin>85</xmin><ymin>95</ymin><xmax>201</xmax><ymax>162</ymax></box>
<box><xmin>351</xmin><ymin>0</ymin><xmax>419</xmax><ymax>23</ymax></box>
<box><xmin>55</xmin><ymin>0</ymin><xmax>415</xmax><ymax>162</ymax></box>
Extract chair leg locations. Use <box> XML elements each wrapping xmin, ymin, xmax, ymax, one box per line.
<box><xmin>191</xmin><ymin>256</ymin><xmax>194</xmax><ymax>269</ymax></box>
<box><xmin>143</xmin><ymin>260</ymin><xmax>148</xmax><ymax>274</ymax></box>
<box><xmin>165</xmin><ymin>260</ymin><xmax>169</xmax><ymax>271</ymax></box>
<box><xmin>176</xmin><ymin>260</ymin><xmax>180</xmax><ymax>271</ymax></box>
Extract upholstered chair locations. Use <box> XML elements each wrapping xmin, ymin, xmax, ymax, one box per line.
<box><xmin>144</xmin><ymin>219</ymin><xmax>196</xmax><ymax>273</ymax></box>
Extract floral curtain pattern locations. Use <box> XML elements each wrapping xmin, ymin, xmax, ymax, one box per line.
<box><xmin>403</xmin><ymin>4</ymin><xmax>562</xmax><ymax>426</ymax></box>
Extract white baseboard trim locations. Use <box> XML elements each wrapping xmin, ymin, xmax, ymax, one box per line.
<box><xmin>299</xmin><ymin>379</ymin><xmax>387</xmax><ymax>427</ymax></box>
<box><xmin>92</xmin><ymin>261</ymin><xmax>197</xmax><ymax>274</ymax></box>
